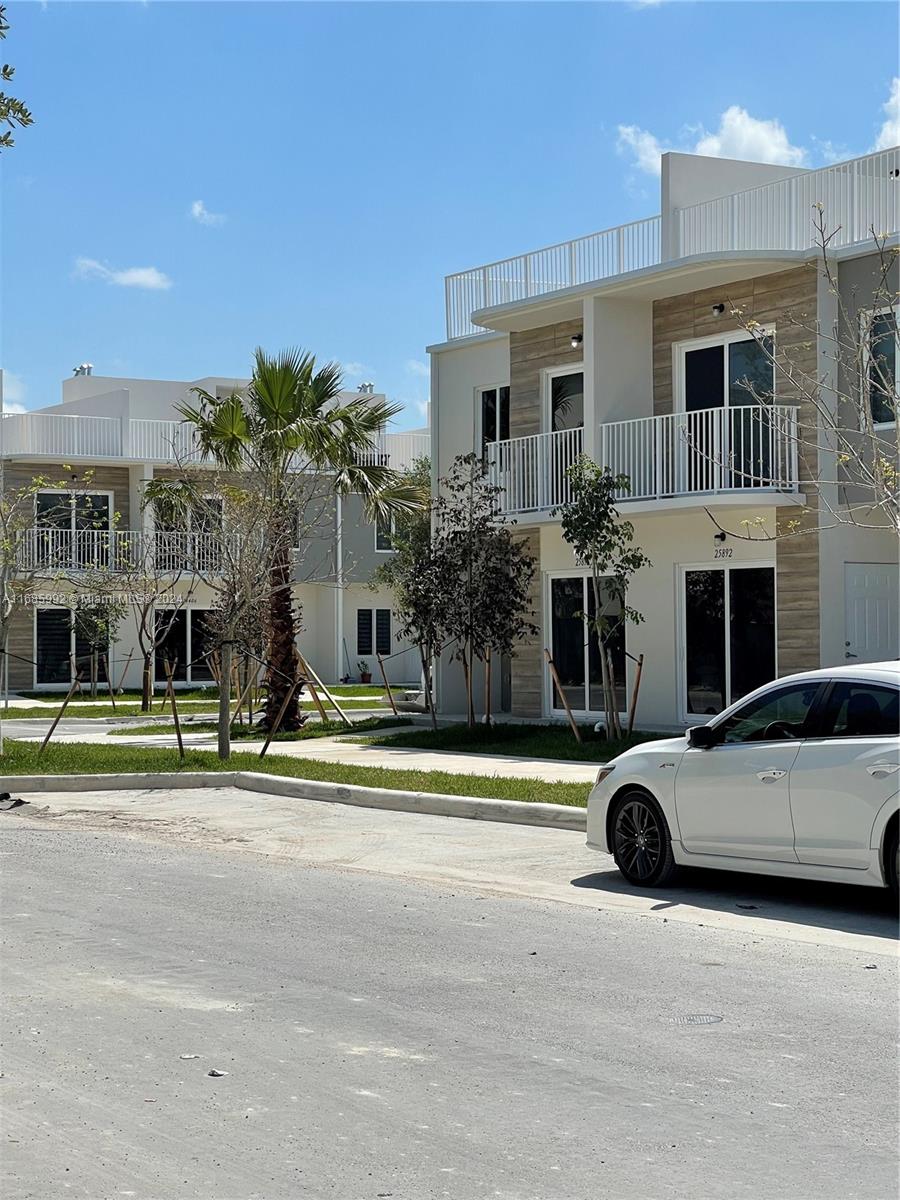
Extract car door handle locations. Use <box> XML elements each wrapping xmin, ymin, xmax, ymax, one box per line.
<box><xmin>756</xmin><ymin>769</ymin><xmax>787</xmax><ymax>782</ymax></box>
<box><xmin>867</xmin><ymin>763</ymin><xmax>900</xmax><ymax>778</ymax></box>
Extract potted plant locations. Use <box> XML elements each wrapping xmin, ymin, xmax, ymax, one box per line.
<box><xmin>357</xmin><ymin>660</ymin><xmax>372</xmax><ymax>684</ymax></box>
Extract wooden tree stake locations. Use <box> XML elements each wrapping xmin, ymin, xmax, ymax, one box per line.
<box><xmin>38</xmin><ymin>673</ymin><xmax>82</xmax><ymax>756</ymax></box>
<box><xmin>164</xmin><ymin>658</ymin><xmax>185</xmax><ymax>760</ymax></box>
<box><xmin>259</xmin><ymin>679</ymin><xmax>301</xmax><ymax>759</ymax></box>
<box><xmin>544</xmin><ymin>649</ymin><xmax>583</xmax><ymax>743</ymax></box>
<box><xmin>626</xmin><ymin>653</ymin><xmax>645</xmax><ymax>737</ymax></box>
<box><xmin>376</xmin><ymin>653</ymin><xmax>398</xmax><ymax>716</ymax></box>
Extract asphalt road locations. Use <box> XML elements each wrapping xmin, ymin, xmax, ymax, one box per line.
<box><xmin>2</xmin><ymin>808</ymin><xmax>898</xmax><ymax>1200</ymax></box>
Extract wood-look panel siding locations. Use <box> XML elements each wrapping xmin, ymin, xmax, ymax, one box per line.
<box><xmin>509</xmin><ymin>319</ymin><xmax>584</xmax><ymax>438</ymax></box>
<box><xmin>510</xmin><ymin>530</ymin><xmax>543</xmax><ymax>717</ymax></box>
<box><xmin>653</xmin><ymin>265</ymin><xmax>821</xmax><ymax>674</ymax></box>
<box><xmin>3</xmin><ymin>462</ymin><xmax>132</xmax><ymax>529</ymax></box>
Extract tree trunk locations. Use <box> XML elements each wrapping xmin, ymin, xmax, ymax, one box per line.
<box><xmin>483</xmin><ymin>647</ymin><xmax>492</xmax><ymax>726</ymax></box>
<box><xmin>90</xmin><ymin>649</ymin><xmax>98</xmax><ymax>699</ymax></box>
<box><xmin>141</xmin><ymin>653</ymin><xmax>153</xmax><ymax>712</ymax></box>
<box><xmin>461</xmin><ymin>644</ymin><xmax>475</xmax><ymax>730</ymax></box>
<box><xmin>419</xmin><ymin>643</ymin><xmax>437</xmax><ymax>731</ymax></box>
<box><xmin>217</xmin><ymin>639</ymin><xmax>232</xmax><ymax>761</ymax></box>
<box><xmin>262</xmin><ymin>541</ymin><xmax>302</xmax><ymax>731</ymax></box>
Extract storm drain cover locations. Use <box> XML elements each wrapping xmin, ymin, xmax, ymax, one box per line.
<box><xmin>671</xmin><ymin>1014</ymin><xmax>723</xmax><ymax>1026</ymax></box>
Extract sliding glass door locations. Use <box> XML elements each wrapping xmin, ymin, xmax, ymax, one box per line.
<box><xmin>549</xmin><ymin>575</ymin><xmax>626</xmax><ymax>715</ymax></box>
<box><xmin>683</xmin><ymin>565</ymin><xmax>775</xmax><ymax>716</ymax></box>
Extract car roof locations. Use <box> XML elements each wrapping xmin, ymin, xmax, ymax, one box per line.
<box><xmin>780</xmin><ymin>661</ymin><xmax>900</xmax><ymax>687</ymax></box>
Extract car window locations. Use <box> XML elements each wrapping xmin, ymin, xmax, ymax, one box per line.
<box><xmin>819</xmin><ymin>682</ymin><xmax>899</xmax><ymax>738</ymax></box>
<box><xmin>717</xmin><ymin>682</ymin><xmax>822</xmax><ymax>744</ymax></box>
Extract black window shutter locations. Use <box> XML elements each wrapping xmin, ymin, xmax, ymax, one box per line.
<box><xmin>357</xmin><ymin>609</ymin><xmax>373</xmax><ymax>656</ymax></box>
<box><xmin>375</xmin><ymin>609</ymin><xmax>392</xmax><ymax>656</ymax></box>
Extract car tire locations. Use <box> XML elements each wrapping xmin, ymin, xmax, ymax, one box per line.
<box><xmin>610</xmin><ymin>790</ymin><xmax>678</xmax><ymax>888</ymax></box>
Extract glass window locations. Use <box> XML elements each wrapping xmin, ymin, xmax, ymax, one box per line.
<box><xmin>35</xmin><ymin>492</ymin><xmax>72</xmax><ymax>529</ymax></box>
<box><xmin>867</xmin><ymin>309</ymin><xmax>897</xmax><ymax>426</ymax></box>
<box><xmin>550</xmin><ymin>578</ymin><xmax>586</xmax><ymax>711</ymax></box>
<box><xmin>684</xmin><ymin>345</ymin><xmax>725</xmax><ymax>412</ymax></box>
<box><xmin>480</xmin><ymin>386</ymin><xmax>509</xmax><ymax>454</ymax></box>
<box><xmin>35</xmin><ymin>609</ymin><xmax>72</xmax><ymax>685</ymax></box>
<box><xmin>717</xmin><ymin>682</ymin><xmax>822</xmax><ymax>744</ymax></box>
<box><xmin>357</xmin><ymin>609</ymin><xmax>373</xmax><ymax>656</ymax></box>
<box><xmin>190</xmin><ymin>611</ymin><xmax>216</xmax><ymax>682</ymax></box>
<box><xmin>728</xmin><ymin>336</ymin><xmax>774</xmax><ymax>407</ymax></box>
<box><xmin>156</xmin><ymin>610</ymin><xmax>188</xmax><ymax>682</ymax></box>
<box><xmin>550</xmin><ymin>372</ymin><xmax>584</xmax><ymax>432</ymax></box>
<box><xmin>729</xmin><ymin>567</ymin><xmax>776</xmax><ymax>702</ymax></box>
<box><xmin>587</xmin><ymin>584</ymin><xmax>626</xmax><ymax>714</ymax></box>
<box><xmin>375</xmin><ymin>515</ymin><xmax>394</xmax><ymax>552</ymax></box>
<box><xmin>685</xmin><ymin>570</ymin><xmax>726</xmax><ymax>714</ymax></box>
<box><xmin>375</xmin><ymin>609</ymin><xmax>392</xmax><ymax>656</ymax></box>
<box><xmin>820</xmin><ymin>682</ymin><xmax>899</xmax><ymax>738</ymax></box>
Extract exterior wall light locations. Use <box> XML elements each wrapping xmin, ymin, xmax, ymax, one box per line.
<box><xmin>571</xmin><ymin>333</ymin><xmax>583</xmax><ymax>349</ymax></box>
<box><xmin>711</xmin><ymin>304</ymin><xmax>726</xmax><ymax>316</ymax></box>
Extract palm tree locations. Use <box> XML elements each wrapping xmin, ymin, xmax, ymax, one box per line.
<box><xmin>177</xmin><ymin>347</ymin><xmax>423</xmax><ymax>732</ymax></box>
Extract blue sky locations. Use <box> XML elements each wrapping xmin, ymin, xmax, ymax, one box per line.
<box><xmin>3</xmin><ymin>0</ymin><xmax>898</xmax><ymax>429</ymax></box>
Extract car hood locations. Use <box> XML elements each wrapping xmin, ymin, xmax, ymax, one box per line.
<box><xmin>613</xmin><ymin>734</ymin><xmax>688</xmax><ymax>764</ymax></box>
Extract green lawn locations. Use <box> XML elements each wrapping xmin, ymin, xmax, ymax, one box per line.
<box><xmin>1</xmin><ymin>698</ymin><xmax>390</xmax><ymax>721</ymax></box>
<box><xmin>357</xmin><ymin>722</ymin><xmax>669</xmax><ymax>763</ymax></box>
<box><xmin>0</xmin><ymin>739</ymin><xmax>590</xmax><ymax>807</ymax></box>
<box><xmin>109</xmin><ymin>716</ymin><xmax>410</xmax><ymax>741</ymax></box>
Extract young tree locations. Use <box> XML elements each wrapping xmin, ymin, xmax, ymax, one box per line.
<box><xmin>0</xmin><ymin>5</ymin><xmax>34</xmax><ymax>151</ymax></box>
<box><xmin>72</xmin><ymin>594</ymin><xmax>127</xmax><ymax>698</ymax></box>
<box><xmin>555</xmin><ymin>459</ymin><xmax>651</xmax><ymax>739</ymax></box>
<box><xmin>0</xmin><ymin>470</ymin><xmax>58</xmax><ymax>689</ymax></box>
<box><xmin>433</xmin><ymin>454</ymin><xmax>537</xmax><ymax>730</ymax></box>
<box><xmin>371</xmin><ymin>457</ymin><xmax>442</xmax><ymax>727</ymax></box>
<box><xmin>176</xmin><ymin>347</ymin><xmax>424</xmax><ymax>731</ymax></box>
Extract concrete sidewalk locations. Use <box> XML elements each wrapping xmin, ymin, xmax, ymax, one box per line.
<box><xmin>2</xmin><ymin>718</ymin><xmax>601</xmax><ymax>783</ymax></box>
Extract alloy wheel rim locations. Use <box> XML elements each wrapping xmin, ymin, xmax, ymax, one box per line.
<box><xmin>615</xmin><ymin>799</ymin><xmax>662</xmax><ymax>881</ymax></box>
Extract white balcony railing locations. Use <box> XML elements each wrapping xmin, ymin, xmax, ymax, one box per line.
<box><xmin>355</xmin><ymin>430</ymin><xmax>431</xmax><ymax>471</ymax></box>
<box><xmin>445</xmin><ymin>216</ymin><xmax>662</xmax><ymax>340</ymax></box>
<box><xmin>486</xmin><ymin>405</ymin><xmax>799</xmax><ymax>516</ymax></box>
<box><xmin>17</xmin><ymin>528</ymin><xmax>227</xmax><ymax>574</ymax></box>
<box><xmin>0</xmin><ymin>412</ymin><xmax>429</xmax><ymax>471</ymax></box>
<box><xmin>678</xmin><ymin>148</ymin><xmax>900</xmax><ymax>257</ymax></box>
<box><xmin>444</xmin><ymin>149</ymin><xmax>900</xmax><ymax>340</ymax></box>
<box><xmin>486</xmin><ymin>428</ymin><xmax>584</xmax><ymax>513</ymax></box>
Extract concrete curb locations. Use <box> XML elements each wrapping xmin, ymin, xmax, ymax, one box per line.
<box><xmin>5</xmin><ymin>770</ymin><xmax>587</xmax><ymax>832</ymax></box>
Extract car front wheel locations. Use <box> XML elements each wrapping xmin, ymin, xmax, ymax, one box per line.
<box><xmin>610</xmin><ymin>791</ymin><xmax>677</xmax><ymax>888</ymax></box>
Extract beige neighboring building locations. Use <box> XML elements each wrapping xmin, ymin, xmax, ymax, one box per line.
<box><xmin>0</xmin><ymin>371</ymin><xmax>428</xmax><ymax>692</ymax></box>
<box><xmin>428</xmin><ymin>148</ymin><xmax>899</xmax><ymax>729</ymax></box>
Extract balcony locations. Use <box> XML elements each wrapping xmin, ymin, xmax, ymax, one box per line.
<box><xmin>486</xmin><ymin>405</ymin><xmax>800</xmax><ymax>516</ymax></box>
<box><xmin>0</xmin><ymin>412</ymin><xmax>430</xmax><ymax>471</ymax></box>
<box><xmin>444</xmin><ymin>148</ymin><xmax>900</xmax><ymax>339</ymax></box>
<box><xmin>17</xmin><ymin>529</ymin><xmax>226</xmax><ymax>574</ymax></box>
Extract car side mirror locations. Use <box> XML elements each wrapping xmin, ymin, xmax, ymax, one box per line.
<box><xmin>688</xmin><ymin>724</ymin><xmax>720</xmax><ymax>750</ymax></box>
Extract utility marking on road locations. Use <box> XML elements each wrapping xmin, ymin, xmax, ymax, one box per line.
<box><xmin>671</xmin><ymin>1014</ymin><xmax>723</xmax><ymax>1026</ymax></box>
<box><xmin>340</xmin><ymin>1044</ymin><xmax>432</xmax><ymax>1061</ymax></box>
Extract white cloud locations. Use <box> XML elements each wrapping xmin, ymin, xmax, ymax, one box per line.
<box><xmin>616</xmin><ymin>125</ymin><xmax>666</xmax><ymax>176</ymax></box>
<box><xmin>1</xmin><ymin>370</ymin><xmax>26</xmax><ymax>409</ymax></box>
<box><xmin>75</xmin><ymin>257</ymin><xmax>172</xmax><ymax>290</ymax></box>
<box><xmin>617</xmin><ymin>106</ymin><xmax>807</xmax><ymax>177</ymax></box>
<box><xmin>405</xmin><ymin>358</ymin><xmax>430</xmax><ymax>378</ymax></box>
<box><xmin>340</xmin><ymin>361</ymin><xmax>372</xmax><ymax>381</ymax></box>
<box><xmin>873</xmin><ymin>77</ymin><xmax>900</xmax><ymax>151</ymax></box>
<box><xmin>190</xmin><ymin>199</ymin><xmax>226</xmax><ymax>227</ymax></box>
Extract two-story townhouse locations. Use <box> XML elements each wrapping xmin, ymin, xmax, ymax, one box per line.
<box><xmin>0</xmin><ymin>370</ymin><xmax>429</xmax><ymax>692</ymax></box>
<box><xmin>428</xmin><ymin>149</ymin><xmax>899</xmax><ymax>729</ymax></box>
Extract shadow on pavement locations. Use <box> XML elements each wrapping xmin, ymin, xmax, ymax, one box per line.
<box><xmin>571</xmin><ymin>865</ymin><xmax>899</xmax><ymax>942</ymax></box>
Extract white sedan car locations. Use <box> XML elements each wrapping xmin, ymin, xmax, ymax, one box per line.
<box><xmin>586</xmin><ymin>663</ymin><xmax>900</xmax><ymax>893</ymax></box>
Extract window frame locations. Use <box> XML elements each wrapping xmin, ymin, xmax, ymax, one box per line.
<box><xmin>475</xmin><ymin>381</ymin><xmax>511</xmax><ymax>455</ymax></box>
<box><xmin>710</xmin><ymin>680</ymin><xmax>828</xmax><ymax>746</ymax></box>
<box><xmin>543</xmin><ymin>568</ymin><xmax>628</xmax><ymax>719</ymax></box>
<box><xmin>153</xmin><ymin>606</ymin><xmax>216</xmax><ymax>686</ymax></box>
<box><xmin>34</xmin><ymin>488</ymin><xmax>114</xmax><ymax>532</ymax></box>
<box><xmin>859</xmin><ymin>303</ymin><xmax>899</xmax><ymax>432</ymax></box>
<box><xmin>542</xmin><ymin>364</ymin><xmax>585</xmax><ymax>434</ymax></box>
<box><xmin>356</xmin><ymin>606</ymin><xmax>392</xmax><ymax>657</ymax></box>
<box><xmin>810</xmin><ymin>677</ymin><xmax>900</xmax><ymax>740</ymax></box>
<box><xmin>677</xmin><ymin>560</ymin><xmax>778</xmax><ymax>723</ymax></box>
<box><xmin>674</xmin><ymin>328</ymin><xmax>777</xmax><ymax>414</ymax></box>
<box><xmin>32</xmin><ymin>605</ymin><xmax>111</xmax><ymax>689</ymax></box>
<box><xmin>374</xmin><ymin>514</ymin><xmax>395</xmax><ymax>553</ymax></box>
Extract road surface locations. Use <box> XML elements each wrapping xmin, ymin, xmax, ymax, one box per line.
<box><xmin>2</xmin><ymin>793</ymin><xmax>897</xmax><ymax>1199</ymax></box>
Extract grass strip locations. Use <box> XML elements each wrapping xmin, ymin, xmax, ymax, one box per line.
<box><xmin>0</xmin><ymin>739</ymin><xmax>590</xmax><ymax>807</ymax></box>
<box><xmin>109</xmin><ymin>717</ymin><xmax>410</xmax><ymax>741</ymax></box>
<box><xmin>1</xmin><ymin>699</ymin><xmax>390</xmax><ymax>721</ymax></box>
<box><xmin>356</xmin><ymin>722</ymin><xmax>668</xmax><ymax>764</ymax></box>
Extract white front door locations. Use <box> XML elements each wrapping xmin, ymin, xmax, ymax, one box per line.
<box><xmin>675</xmin><ymin>679</ymin><xmax>825</xmax><ymax>862</ymax></box>
<box><xmin>844</xmin><ymin>563</ymin><xmax>899</xmax><ymax>664</ymax></box>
